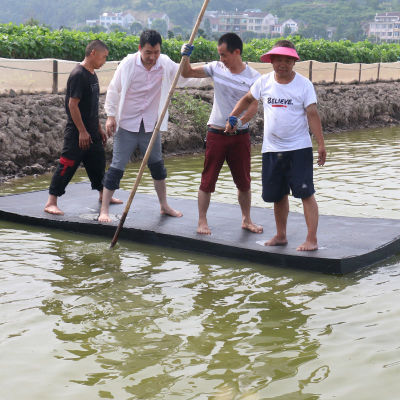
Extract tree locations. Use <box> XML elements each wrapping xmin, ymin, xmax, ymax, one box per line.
<box><xmin>242</xmin><ymin>31</ymin><xmax>259</xmax><ymax>42</ymax></box>
<box><xmin>130</xmin><ymin>21</ymin><xmax>143</xmax><ymax>35</ymax></box>
<box><xmin>283</xmin><ymin>25</ymin><xmax>292</xmax><ymax>37</ymax></box>
<box><xmin>151</xmin><ymin>18</ymin><xmax>168</xmax><ymax>37</ymax></box>
<box><xmin>204</xmin><ymin>18</ymin><xmax>212</xmax><ymax>39</ymax></box>
<box><xmin>109</xmin><ymin>23</ymin><xmax>127</xmax><ymax>33</ymax></box>
<box><xmin>81</xmin><ymin>25</ymin><xmax>107</xmax><ymax>33</ymax></box>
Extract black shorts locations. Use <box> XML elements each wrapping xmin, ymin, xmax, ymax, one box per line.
<box><xmin>262</xmin><ymin>147</ymin><xmax>315</xmax><ymax>203</ymax></box>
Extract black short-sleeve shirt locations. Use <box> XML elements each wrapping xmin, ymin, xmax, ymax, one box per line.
<box><xmin>65</xmin><ymin>64</ymin><xmax>100</xmax><ymax>141</ymax></box>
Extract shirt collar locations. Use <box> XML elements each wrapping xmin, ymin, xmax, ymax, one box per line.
<box><xmin>137</xmin><ymin>53</ymin><xmax>162</xmax><ymax>71</ymax></box>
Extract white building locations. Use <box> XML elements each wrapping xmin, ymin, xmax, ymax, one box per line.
<box><xmin>95</xmin><ymin>11</ymin><xmax>135</xmax><ymax>29</ymax></box>
<box><xmin>281</xmin><ymin>19</ymin><xmax>299</xmax><ymax>34</ymax></box>
<box><xmin>368</xmin><ymin>12</ymin><xmax>400</xmax><ymax>41</ymax></box>
<box><xmin>86</xmin><ymin>11</ymin><xmax>170</xmax><ymax>31</ymax></box>
<box><xmin>203</xmin><ymin>10</ymin><xmax>298</xmax><ymax>37</ymax></box>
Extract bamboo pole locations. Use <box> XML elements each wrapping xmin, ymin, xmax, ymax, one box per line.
<box><xmin>110</xmin><ymin>0</ymin><xmax>210</xmax><ymax>248</ymax></box>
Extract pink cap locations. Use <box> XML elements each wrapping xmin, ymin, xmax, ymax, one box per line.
<box><xmin>260</xmin><ymin>47</ymin><xmax>300</xmax><ymax>63</ymax></box>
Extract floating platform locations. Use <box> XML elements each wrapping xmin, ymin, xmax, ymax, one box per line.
<box><xmin>0</xmin><ymin>182</ymin><xmax>399</xmax><ymax>274</ymax></box>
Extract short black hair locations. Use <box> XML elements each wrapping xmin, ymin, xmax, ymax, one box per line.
<box><xmin>273</xmin><ymin>40</ymin><xmax>296</xmax><ymax>49</ymax></box>
<box><xmin>140</xmin><ymin>29</ymin><xmax>162</xmax><ymax>48</ymax></box>
<box><xmin>85</xmin><ymin>40</ymin><xmax>108</xmax><ymax>57</ymax></box>
<box><xmin>218</xmin><ymin>32</ymin><xmax>243</xmax><ymax>54</ymax></box>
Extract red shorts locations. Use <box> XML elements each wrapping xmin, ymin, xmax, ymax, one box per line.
<box><xmin>200</xmin><ymin>130</ymin><xmax>251</xmax><ymax>193</ymax></box>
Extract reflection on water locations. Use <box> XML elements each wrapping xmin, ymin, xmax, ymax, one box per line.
<box><xmin>0</xmin><ymin>127</ymin><xmax>400</xmax><ymax>399</ymax></box>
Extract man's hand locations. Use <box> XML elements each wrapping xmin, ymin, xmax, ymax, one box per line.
<box><xmin>181</xmin><ymin>43</ymin><xmax>194</xmax><ymax>57</ymax></box>
<box><xmin>106</xmin><ymin>116</ymin><xmax>117</xmax><ymax>137</ymax></box>
<box><xmin>79</xmin><ymin>130</ymin><xmax>92</xmax><ymax>150</ymax></box>
<box><xmin>224</xmin><ymin>116</ymin><xmax>242</xmax><ymax>133</ymax></box>
<box><xmin>100</xmin><ymin>128</ymin><xmax>108</xmax><ymax>146</ymax></box>
<box><xmin>317</xmin><ymin>145</ymin><xmax>326</xmax><ymax>166</ymax></box>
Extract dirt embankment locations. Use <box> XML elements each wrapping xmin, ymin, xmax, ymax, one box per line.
<box><xmin>1</xmin><ymin>81</ymin><xmax>400</xmax><ymax>181</ymax></box>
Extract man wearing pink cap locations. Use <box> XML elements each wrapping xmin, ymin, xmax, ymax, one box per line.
<box><xmin>226</xmin><ymin>40</ymin><xmax>326</xmax><ymax>251</ymax></box>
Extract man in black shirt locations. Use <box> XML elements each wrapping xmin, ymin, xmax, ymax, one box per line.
<box><xmin>44</xmin><ymin>39</ymin><xmax>122</xmax><ymax>215</ymax></box>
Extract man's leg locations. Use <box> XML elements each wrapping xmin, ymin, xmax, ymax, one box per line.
<box><xmin>238</xmin><ymin>189</ymin><xmax>263</xmax><ymax>233</ymax></box>
<box><xmin>140</xmin><ymin>125</ymin><xmax>182</xmax><ymax>218</ymax></box>
<box><xmin>45</xmin><ymin>131</ymin><xmax>81</xmax><ymax>215</ymax></box>
<box><xmin>265</xmin><ymin>195</ymin><xmax>289</xmax><ymax>246</ymax></box>
<box><xmin>197</xmin><ymin>131</ymin><xmax>226</xmax><ymax>234</ymax></box>
<box><xmin>227</xmin><ymin>133</ymin><xmax>262</xmax><ymax>233</ymax></box>
<box><xmin>197</xmin><ymin>189</ymin><xmax>212</xmax><ymax>234</ymax></box>
<box><xmin>98</xmin><ymin>187</ymin><xmax>117</xmax><ymax>222</ymax></box>
<box><xmin>297</xmin><ymin>194</ymin><xmax>319</xmax><ymax>251</ymax></box>
<box><xmin>153</xmin><ymin>179</ymin><xmax>182</xmax><ymax>217</ymax></box>
<box><xmin>98</xmin><ymin>127</ymin><xmax>138</xmax><ymax>223</ymax></box>
<box><xmin>82</xmin><ymin>142</ymin><xmax>123</xmax><ymax>206</ymax></box>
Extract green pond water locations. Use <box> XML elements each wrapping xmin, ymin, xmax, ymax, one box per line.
<box><xmin>1</xmin><ymin>127</ymin><xmax>400</xmax><ymax>399</ymax></box>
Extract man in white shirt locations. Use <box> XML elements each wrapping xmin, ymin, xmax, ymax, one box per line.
<box><xmin>227</xmin><ymin>40</ymin><xmax>326</xmax><ymax>251</ymax></box>
<box><xmin>98</xmin><ymin>30</ymin><xmax>184</xmax><ymax>223</ymax></box>
<box><xmin>181</xmin><ymin>33</ymin><xmax>263</xmax><ymax>236</ymax></box>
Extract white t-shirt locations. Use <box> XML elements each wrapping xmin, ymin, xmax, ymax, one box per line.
<box><xmin>250</xmin><ymin>72</ymin><xmax>317</xmax><ymax>152</ymax></box>
<box><xmin>204</xmin><ymin>61</ymin><xmax>260</xmax><ymax>129</ymax></box>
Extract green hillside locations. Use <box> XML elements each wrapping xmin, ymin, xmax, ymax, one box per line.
<box><xmin>1</xmin><ymin>0</ymin><xmax>400</xmax><ymax>41</ymax></box>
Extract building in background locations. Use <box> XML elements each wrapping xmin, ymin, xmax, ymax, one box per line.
<box><xmin>202</xmin><ymin>10</ymin><xmax>298</xmax><ymax>37</ymax></box>
<box><xmin>85</xmin><ymin>11</ymin><xmax>170</xmax><ymax>32</ymax></box>
<box><xmin>368</xmin><ymin>12</ymin><xmax>400</xmax><ymax>41</ymax></box>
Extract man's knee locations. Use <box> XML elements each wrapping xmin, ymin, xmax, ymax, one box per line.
<box><xmin>292</xmin><ymin>182</ymin><xmax>315</xmax><ymax>199</ymax></box>
<box><xmin>148</xmin><ymin>160</ymin><xmax>167</xmax><ymax>180</ymax></box>
<box><xmin>103</xmin><ymin>167</ymin><xmax>124</xmax><ymax>190</ymax></box>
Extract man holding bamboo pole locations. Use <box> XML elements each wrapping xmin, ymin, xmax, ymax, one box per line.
<box><xmin>99</xmin><ymin>30</ymin><xmax>198</xmax><ymax>223</ymax></box>
<box><xmin>181</xmin><ymin>33</ymin><xmax>263</xmax><ymax>235</ymax></box>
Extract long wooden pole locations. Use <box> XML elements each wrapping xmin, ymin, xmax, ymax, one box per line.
<box><xmin>110</xmin><ymin>0</ymin><xmax>210</xmax><ymax>248</ymax></box>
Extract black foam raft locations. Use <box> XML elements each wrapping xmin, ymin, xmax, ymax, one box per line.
<box><xmin>0</xmin><ymin>182</ymin><xmax>399</xmax><ymax>274</ymax></box>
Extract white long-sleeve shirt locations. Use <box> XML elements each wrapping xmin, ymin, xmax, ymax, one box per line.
<box><xmin>105</xmin><ymin>52</ymin><xmax>202</xmax><ymax>132</ymax></box>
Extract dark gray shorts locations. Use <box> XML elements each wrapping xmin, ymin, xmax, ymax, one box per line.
<box><xmin>110</xmin><ymin>123</ymin><xmax>163</xmax><ymax>171</ymax></box>
<box><xmin>262</xmin><ymin>147</ymin><xmax>315</xmax><ymax>202</ymax></box>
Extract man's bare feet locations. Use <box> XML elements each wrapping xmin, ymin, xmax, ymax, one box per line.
<box><xmin>44</xmin><ymin>204</ymin><xmax>64</xmax><ymax>215</ymax></box>
<box><xmin>296</xmin><ymin>240</ymin><xmax>318</xmax><ymax>251</ymax></box>
<box><xmin>98</xmin><ymin>213</ymin><xmax>112</xmax><ymax>223</ymax></box>
<box><xmin>160</xmin><ymin>205</ymin><xmax>183</xmax><ymax>217</ymax></box>
<box><xmin>197</xmin><ymin>220</ymin><xmax>211</xmax><ymax>235</ymax></box>
<box><xmin>99</xmin><ymin>195</ymin><xmax>123</xmax><ymax>205</ymax></box>
<box><xmin>110</xmin><ymin>197</ymin><xmax>123</xmax><ymax>204</ymax></box>
<box><xmin>264</xmin><ymin>235</ymin><xmax>288</xmax><ymax>246</ymax></box>
<box><xmin>242</xmin><ymin>221</ymin><xmax>263</xmax><ymax>233</ymax></box>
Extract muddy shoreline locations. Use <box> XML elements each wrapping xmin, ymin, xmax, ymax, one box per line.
<box><xmin>1</xmin><ymin>81</ymin><xmax>400</xmax><ymax>183</ymax></box>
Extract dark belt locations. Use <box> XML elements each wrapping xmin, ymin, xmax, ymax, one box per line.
<box><xmin>208</xmin><ymin>127</ymin><xmax>249</xmax><ymax>136</ymax></box>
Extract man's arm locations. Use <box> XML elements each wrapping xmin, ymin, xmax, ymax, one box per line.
<box><xmin>225</xmin><ymin>91</ymin><xmax>257</xmax><ymax>133</ymax></box>
<box><xmin>181</xmin><ymin>56</ymin><xmax>208</xmax><ymax>78</ymax></box>
<box><xmin>180</xmin><ymin>43</ymin><xmax>208</xmax><ymax>78</ymax></box>
<box><xmin>68</xmin><ymin>97</ymin><xmax>92</xmax><ymax>150</ymax></box>
<box><xmin>306</xmin><ymin>103</ymin><xmax>326</xmax><ymax>166</ymax></box>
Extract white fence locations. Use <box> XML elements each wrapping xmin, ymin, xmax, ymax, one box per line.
<box><xmin>1</xmin><ymin>58</ymin><xmax>400</xmax><ymax>94</ymax></box>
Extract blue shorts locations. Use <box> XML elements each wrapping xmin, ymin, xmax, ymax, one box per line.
<box><xmin>262</xmin><ymin>147</ymin><xmax>315</xmax><ymax>203</ymax></box>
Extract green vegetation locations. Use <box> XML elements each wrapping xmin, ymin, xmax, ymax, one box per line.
<box><xmin>171</xmin><ymin>93</ymin><xmax>211</xmax><ymax>137</ymax></box>
<box><xmin>1</xmin><ymin>23</ymin><xmax>400</xmax><ymax>63</ymax></box>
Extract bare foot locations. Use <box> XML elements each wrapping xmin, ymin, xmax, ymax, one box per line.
<box><xmin>160</xmin><ymin>205</ymin><xmax>183</xmax><ymax>217</ymax></box>
<box><xmin>110</xmin><ymin>197</ymin><xmax>123</xmax><ymax>204</ymax></box>
<box><xmin>44</xmin><ymin>204</ymin><xmax>64</xmax><ymax>215</ymax></box>
<box><xmin>296</xmin><ymin>240</ymin><xmax>318</xmax><ymax>251</ymax></box>
<box><xmin>197</xmin><ymin>221</ymin><xmax>211</xmax><ymax>235</ymax></box>
<box><xmin>264</xmin><ymin>235</ymin><xmax>288</xmax><ymax>246</ymax></box>
<box><xmin>98</xmin><ymin>213</ymin><xmax>113</xmax><ymax>223</ymax></box>
<box><xmin>99</xmin><ymin>195</ymin><xmax>123</xmax><ymax>205</ymax></box>
<box><xmin>242</xmin><ymin>221</ymin><xmax>263</xmax><ymax>233</ymax></box>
